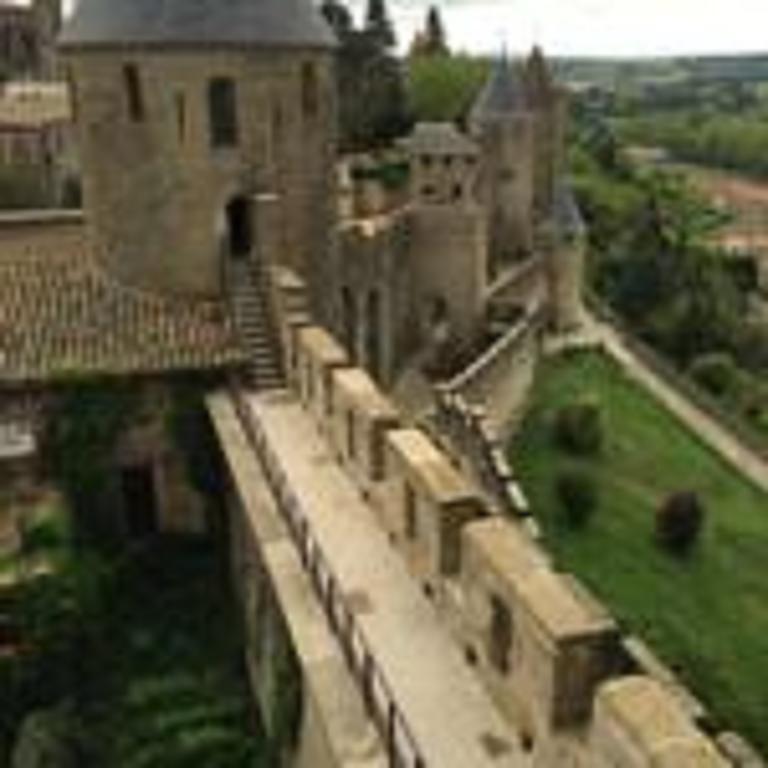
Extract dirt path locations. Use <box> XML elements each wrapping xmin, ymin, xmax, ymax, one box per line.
<box><xmin>587</xmin><ymin>317</ymin><xmax>768</xmax><ymax>495</ymax></box>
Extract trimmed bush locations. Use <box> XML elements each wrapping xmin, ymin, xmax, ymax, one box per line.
<box><xmin>553</xmin><ymin>400</ymin><xmax>604</xmax><ymax>456</ymax></box>
<box><xmin>689</xmin><ymin>352</ymin><xmax>737</xmax><ymax>397</ymax></box>
<box><xmin>656</xmin><ymin>491</ymin><xmax>706</xmax><ymax>555</ymax></box>
<box><xmin>556</xmin><ymin>469</ymin><xmax>598</xmax><ymax>528</ymax></box>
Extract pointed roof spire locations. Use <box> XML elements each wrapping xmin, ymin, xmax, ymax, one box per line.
<box><xmin>469</xmin><ymin>52</ymin><xmax>527</xmax><ymax>128</ymax></box>
<box><xmin>525</xmin><ymin>45</ymin><xmax>555</xmax><ymax>103</ymax></box>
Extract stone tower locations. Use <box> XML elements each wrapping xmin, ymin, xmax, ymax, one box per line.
<box><xmin>543</xmin><ymin>183</ymin><xmax>585</xmax><ymax>332</ymax></box>
<box><xmin>469</xmin><ymin>55</ymin><xmax>535</xmax><ymax>276</ymax></box>
<box><xmin>524</xmin><ymin>45</ymin><xmax>568</xmax><ymax>218</ymax></box>
<box><xmin>59</xmin><ymin>0</ymin><xmax>337</xmax><ymax>301</ymax></box>
<box><xmin>402</xmin><ymin>122</ymin><xmax>487</xmax><ymax>344</ymax></box>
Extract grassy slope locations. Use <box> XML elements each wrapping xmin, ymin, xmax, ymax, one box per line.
<box><xmin>512</xmin><ymin>350</ymin><xmax>768</xmax><ymax>754</ymax></box>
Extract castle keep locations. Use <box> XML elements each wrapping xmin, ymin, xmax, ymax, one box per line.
<box><xmin>0</xmin><ymin>0</ymin><xmax>754</xmax><ymax>765</ymax></box>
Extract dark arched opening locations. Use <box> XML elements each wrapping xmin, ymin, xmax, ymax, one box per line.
<box><xmin>226</xmin><ymin>196</ymin><xmax>252</xmax><ymax>259</ymax></box>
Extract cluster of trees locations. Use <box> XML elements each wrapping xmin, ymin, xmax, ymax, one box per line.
<box><xmin>572</xmin><ymin>114</ymin><xmax>768</xmax><ymax>437</ymax></box>
<box><xmin>407</xmin><ymin>54</ymin><xmax>488</xmax><ymax>123</ymax></box>
<box><xmin>320</xmin><ymin>0</ymin><xmax>410</xmax><ymax>150</ymax></box>
<box><xmin>320</xmin><ymin>0</ymin><xmax>481</xmax><ymax>146</ymax></box>
<box><xmin>620</xmin><ymin>112</ymin><xmax>768</xmax><ymax>179</ymax></box>
<box><xmin>552</xmin><ymin>397</ymin><xmax>707</xmax><ymax>556</ymax></box>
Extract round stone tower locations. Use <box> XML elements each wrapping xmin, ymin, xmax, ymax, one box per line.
<box><xmin>59</xmin><ymin>0</ymin><xmax>337</xmax><ymax>299</ymax></box>
<box><xmin>543</xmin><ymin>183</ymin><xmax>586</xmax><ymax>333</ymax></box>
<box><xmin>524</xmin><ymin>45</ymin><xmax>568</xmax><ymax>219</ymax></box>
<box><xmin>469</xmin><ymin>55</ymin><xmax>535</xmax><ymax>273</ymax></box>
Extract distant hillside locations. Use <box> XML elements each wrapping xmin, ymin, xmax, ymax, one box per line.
<box><xmin>556</xmin><ymin>53</ymin><xmax>768</xmax><ymax>89</ymax></box>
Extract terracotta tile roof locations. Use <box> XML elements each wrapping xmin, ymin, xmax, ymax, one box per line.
<box><xmin>0</xmin><ymin>253</ymin><xmax>247</xmax><ymax>384</ymax></box>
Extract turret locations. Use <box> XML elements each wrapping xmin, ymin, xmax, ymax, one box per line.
<box><xmin>543</xmin><ymin>183</ymin><xmax>586</xmax><ymax>333</ymax></box>
<box><xmin>60</xmin><ymin>0</ymin><xmax>338</xmax><ymax>303</ymax></box>
<box><xmin>469</xmin><ymin>55</ymin><xmax>535</xmax><ymax>274</ymax></box>
<box><xmin>524</xmin><ymin>46</ymin><xmax>568</xmax><ymax>216</ymax></box>
<box><xmin>402</xmin><ymin>122</ymin><xmax>479</xmax><ymax>206</ymax></box>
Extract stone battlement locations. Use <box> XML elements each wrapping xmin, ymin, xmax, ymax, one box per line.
<box><xmin>238</xmin><ymin>265</ymin><xmax>738</xmax><ymax>767</ymax></box>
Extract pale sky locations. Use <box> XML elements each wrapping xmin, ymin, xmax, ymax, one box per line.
<box><xmin>347</xmin><ymin>0</ymin><xmax>768</xmax><ymax>57</ymax></box>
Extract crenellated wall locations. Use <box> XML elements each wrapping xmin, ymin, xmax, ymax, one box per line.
<box><xmin>256</xmin><ymin>266</ymin><xmax>740</xmax><ymax>768</ymax></box>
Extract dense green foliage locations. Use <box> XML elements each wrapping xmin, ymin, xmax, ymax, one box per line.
<box><xmin>555</xmin><ymin>469</ymin><xmax>598</xmax><ymax>529</ymax></box>
<box><xmin>620</xmin><ymin>112</ymin><xmax>768</xmax><ymax>179</ymax></box>
<box><xmin>42</xmin><ymin>381</ymin><xmax>140</xmax><ymax>549</ymax></box>
<box><xmin>0</xmin><ymin>167</ymin><xmax>51</xmax><ymax>211</ymax></box>
<box><xmin>322</xmin><ymin>0</ymin><xmax>410</xmax><ymax>150</ymax></box>
<box><xmin>552</xmin><ymin>400</ymin><xmax>603</xmax><ymax>456</ymax></box>
<box><xmin>513</xmin><ymin>350</ymin><xmax>768</xmax><ymax>755</ymax></box>
<box><xmin>571</xmin><ymin>116</ymin><xmax>768</xmax><ymax>440</ymax></box>
<box><xmin>1</xmin><ymin>539</ymin><xmax>267</xmax><ymax>768</ymax></box>
<box><xmin>655</xmin><ymin>491</ymin><xmax>706</xmax><ymax>556</ymax></box>
<box><xmin>407</xmin><ymin>55</ymin><xmax>488</xmax><ymax>122</ymax></box>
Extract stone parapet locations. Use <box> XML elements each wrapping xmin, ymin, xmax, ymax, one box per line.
<box><xmin>261</xmin><ymin>265</ymin><xmax>747</xmax><ymax>767</ymax></box>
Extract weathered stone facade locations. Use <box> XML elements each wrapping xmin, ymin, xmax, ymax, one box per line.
<box><xmin>205</xmin><ymin>267</ymin><xmax>737</xmax><ymax>767</ymax></box>
<box><xmin>62</xmin><ymin>47</ymin><xmax>336</xmax><ymax>302</ymax></box>
<box><xmin>332</xmin><ymin>52</ymin><xmax>585</xmax><ymax>388</ymax></box>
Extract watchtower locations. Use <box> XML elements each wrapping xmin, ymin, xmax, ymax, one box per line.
<box><xmin>60</xmin><ymin>0</ymin><xmax>337</xmax><ymax>300</ymax></box>
<box><xmin>469</xmin><ymin>55</ymin><xmax>535</xmax><ymax>274</ymax></box>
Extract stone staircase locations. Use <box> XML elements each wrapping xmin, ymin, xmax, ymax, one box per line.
<box><xmin>227</xmin><ymin>259</ymin><xmax>286</xmax><ymax>390</ymax></box>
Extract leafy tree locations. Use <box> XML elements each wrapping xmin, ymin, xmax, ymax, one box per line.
<box><xmin>411</xmin><ymin>6</ymin><xmax>449</xmax><ymax>57</ymax></box>
<box><xmin>655</xmin><ymin>491</ymin><xmax>706</xmax><ymax>555</ymax></box>
<box><xmin>407</xmin><ymin>55</ymin><xmax>487</xmax><ymax>122</ymax></box>
<box><xmin>327</xmin><ymin>0</ymin><xmax>410</xmax><ymax>149</ymax></box>
<box><xmin>689</xmin><ymin>352</ymin><xmax>738</xmax><ymax>396</ymax></box>
<box><xmin>556</xmin><ymin>469</ymin><xmax>598</xmax><ymax>528</ymax></box>
<box><xmin>42</xmin><ymin>381</ymin><xmax>139</xmax><ymax>549</ymax></box>
<box><xmin>364</xmin><ymin>0</ymin><xmax>395</xmax><ymax>50</ymax></box>
<box><xmin>0</xmin><ymin>167</ymin><xmax>51</xmax><ymax>210</ymax></box>
<box><xmin>553</xmin><ymin>399</ymin><xmax>603</xmax><ymax>456</ymax></box>
<box><xmin>320</xmin><ymin>0</ymin><xmax>353</xmax><ymax>39</ymax></box>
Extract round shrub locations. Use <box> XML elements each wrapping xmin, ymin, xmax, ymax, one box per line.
<box><xmin>655</xmin><ymin>491</ymin><xmax>706</xmax><ymax>556</ymax></box>
<box><xmin>689</xmin><ymin>352</ymin><xmax>736</xmax><ymax>397</ymax></box>
<box><xmin>556</xmin><ymin>469</ymin><xmax>598</xmax><ymax>528</ymax></box>
<box><xmin>553</xmin><ymin>399</ymin><xmax>604</xmax><ymax>456</ymax></box>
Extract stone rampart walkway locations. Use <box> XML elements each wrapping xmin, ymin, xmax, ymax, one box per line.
<box><xmin>246</xmin><ymin>391</ymin><xmax>524</xmax><ymax>768</ymax></box>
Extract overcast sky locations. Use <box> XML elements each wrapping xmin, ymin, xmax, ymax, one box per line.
<box><xmin>345</xmin><ymin>0</ymin><xmax>768</xmax><ymax>57</ymax></box>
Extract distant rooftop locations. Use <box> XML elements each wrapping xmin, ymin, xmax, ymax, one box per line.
<box><xmin>470</xmin><ymin>56</ymin><xmax>528</xmax><ymax>126</ymax></box>
<box><xmin>60</xmin><ymin>0</ymin><xmax>336</xmax><ymax>50</ymax></box>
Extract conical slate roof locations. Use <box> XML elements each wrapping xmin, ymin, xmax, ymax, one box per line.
<box><xmin>470</xmin><ymin>55</ymin><xmax>527</xmax><ymax>125</ymax></box>
<box><xmin>525</xmin><ymin>45</ymin><xmax>554</xmax><ymax>102</ymax></box>
<box><xmin>553</xmin><ymin>183</ymin><xmax>586</xmax><ymax>239</ymax></box>
<box><xmin>60</xmin><ymin>0</ymin><xmax>336</xmax><ymax>49</ymax></box>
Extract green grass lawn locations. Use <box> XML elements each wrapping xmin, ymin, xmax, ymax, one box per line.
<box><xmin>512</xmin><ymin>350</ymin><xmax>768</xmax><ymax>755</ymax></box>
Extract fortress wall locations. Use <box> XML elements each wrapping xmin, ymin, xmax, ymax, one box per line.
<box><xmin>484</xmin><ymin>254</ymin><xmax>546</xmax><ymax>311</ymax></box>
<box><xmin>265</xmin><ymin>267</ymin><xmax>736</xmax><ymax>767</ymax></box>
<box><xmin>328</xmin><ymin>367</ymin><xmax>400</xmax><ymax>499</ymax></box>
<box><xmin>442</xmin><ymin>305</ymin><xmax>544</xmax><ymax>437</ymax></box>
<box><xmin>0</xmin><ymin>209</ymin><xmax>88</xmax><ymax>262</ymax></box>
<box><xmin>408</xmin><ymin>204</ymin><xmax>488</xmax><ymax>343</ymax></box>
<box><xmin>209</xmin><ymin>393</ymin><xmax>386</xmax><ymax>768</ymax></box>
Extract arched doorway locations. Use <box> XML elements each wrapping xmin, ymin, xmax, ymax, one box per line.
<box><xmin>226</xmin><ymin>195</ymin><xmax>253</xmax><ymax>259</ymax></box>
